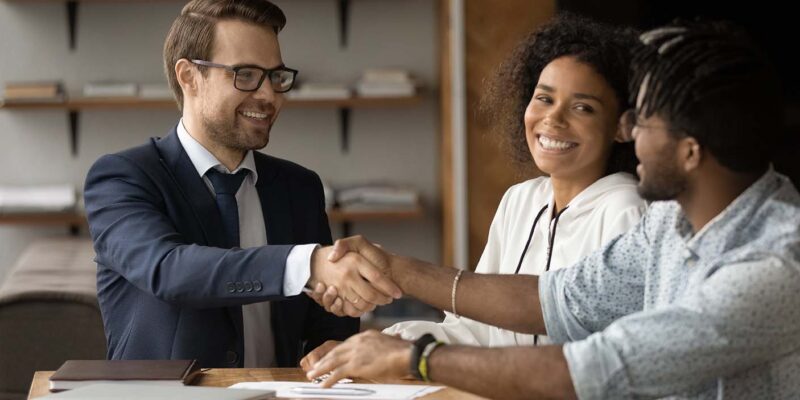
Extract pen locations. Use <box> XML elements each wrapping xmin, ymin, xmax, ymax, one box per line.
<box><xmin>291</xmin><ymin>386</ymin><xmax>375</xmax><ymax>396</ymax></box>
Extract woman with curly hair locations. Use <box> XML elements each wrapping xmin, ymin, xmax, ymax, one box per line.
<box><xmin>300</xmin><ymin>13</ymin><xmax>647</xmax><ymax>362</ymax></box>
<box><xmin>379</xmin><ymin>12</ymin><xmax>646</xmax><ymax>347</ymax></box>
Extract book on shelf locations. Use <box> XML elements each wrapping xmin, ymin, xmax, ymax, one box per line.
<box><xmin>0</xmin><ymin>184</ymin><xmax>76</xmax><ymax>214</ymax></box>
<box><xmin>2</xmin><ymin>81</ymin><xmax>64</xmax><ymax>103</ymax></box>
<box><xmin>83</xmin><ymin>81</ymin><xmax>138</xmax><ymax>98</ymax></box>
<box><xmin>48</xmin><ymin>359</ymin><xmax>201</xmax><ymax>391</ymax></box>
<box><xmin>139</xmin><ymin>83</ymin><xmax>173</xmax><ymax>100</ymax></box>
<box><xmin>356</xmin><ymin>68</ymin><xmax>416</xmax><ymax>98</ymax></box>
<box><xmin>355</xmin><ymin>82</ymin><xmax>416</xmax><ymax>98</ymax></box>
<box><xmin>336</xmin><ymin>185</ymin><xmax>420</xmax><ymax>210</ymax></box>
<box><xmin>362</xmin><ymin>68</ymin><xmax>412</xmax><ymax>84</ymax></box>
<box><xmin>287</xmin><ymin>82</ymin><xmax>351</xmax><ymax>100</ymax></box>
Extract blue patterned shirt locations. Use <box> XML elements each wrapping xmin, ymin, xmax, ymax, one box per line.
<box><xmin>540</xmin><ymin>169</ymin><xmax>800</xmax><ymax>399</ymax></box>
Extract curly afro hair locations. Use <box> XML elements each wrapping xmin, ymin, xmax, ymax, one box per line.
<box><xmin>482</xmin><ymin>13</ymin><xmax>639</xmax><ymax>176</ymax></box>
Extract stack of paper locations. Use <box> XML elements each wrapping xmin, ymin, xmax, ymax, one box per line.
<box><xmin>139</xmin><ymin>83</ymin><xmax>172</xmax><ymax>100</ymax></box>
<box><xmin>336</xmin><ymin>185</ymin><xmax>419</xmax><ymax>211</ymax></box>
<box><xmin>83</xmin><ymin>81</ymin><xmax>138</xmax><ymax>97</ymax></box>
<box><xmin>355</xmin><ymin>68</ymin><xmax>416</xmax><ymax>98</ymax></box>
<box><xmin>0</xmin><ymin>184</ymin><xmax>76</xmax><ymax>213</ymax></box>
<box><xmin>230</xmin><ymin>381</ymin><xmax>443</xmax><ymax>399</ymax></box>
<box><xmin>288</xmin><ymin>82</ymin><xmax>351</xmax><ymax>100</ymax></box>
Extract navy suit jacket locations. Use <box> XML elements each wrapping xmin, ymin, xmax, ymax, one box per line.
<box><xmin>84</xmin><ymin>128</ymin><xmax>358</xmax><ymax>368</ymax></box>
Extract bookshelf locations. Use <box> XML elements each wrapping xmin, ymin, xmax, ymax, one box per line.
<box><xmin>0</xmin><ymin>94</ymin><xmax>424</xmax><ymax>155</ymax></box>
<box><xmin>0</xmin><ymin>95</ymin><xmax>423</xmax><ymax>111</ymax></box>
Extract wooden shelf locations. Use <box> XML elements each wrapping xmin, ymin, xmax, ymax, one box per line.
<box><xmin>0</xmin><ymin>94</ymin><xmax>424</xmax><ymax>156</ymax></box>
<box><xmin>327</xmin><ymin>205</ymin><xmax>423</xmax><ymax>222</ymax></box>
<box><xmin>0</xmin><ymin>206</ymin><xmax>422</xmax><ymax>227</ymax></box>
<box><xmin>0</xmin><ymin>212</ymin><xmax>86</xmax><ymax>227</ymax></box>
<box><xmin>0</xmin><ymin>95</ymin><xmax>423</xmax><ymax>111</ymax></box>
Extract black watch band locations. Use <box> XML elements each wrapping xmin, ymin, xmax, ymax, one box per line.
<box><xmin>409</xmin><ymin>333</ymin><xmax>437</xmax><ymax>380</ymax></box>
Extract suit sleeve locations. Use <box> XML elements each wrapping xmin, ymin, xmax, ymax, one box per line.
<box><xmin>84</xmin><ymin>153</ymin><xmax>294</xmax><ymax>308</ymax></box>
<box><xmin>300</xmin><ymin>171</ymin><xmax>359</xmax><ymax>351</ymax></box>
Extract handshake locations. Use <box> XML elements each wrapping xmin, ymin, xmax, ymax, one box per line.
<box><xmin>307</xmin><ymin>235</ymin><xmax>403</xmax><ymax>317</ymax></box>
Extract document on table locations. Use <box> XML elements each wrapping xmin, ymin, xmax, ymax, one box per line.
<box><xmin>229</xmin><ymin>381</ymin><xmax>443</xmax><ymax>399</ymax></box>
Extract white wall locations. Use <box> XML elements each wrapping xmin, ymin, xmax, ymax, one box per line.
<box><xmin>0</xmin><ymin>0</ymin><xmax>440</xmax><ymax>283</ymax></box>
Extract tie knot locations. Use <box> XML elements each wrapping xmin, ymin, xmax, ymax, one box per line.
<box><xmin>206</xmin><ymin>168</ymin><xmax>249</xmax><ymax>195</ymax></box>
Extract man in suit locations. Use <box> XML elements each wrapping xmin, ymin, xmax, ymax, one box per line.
<box><xmin>84</xmin><ymin>0</ymin><xmax>401</xmax><ymax>368</ymax></box>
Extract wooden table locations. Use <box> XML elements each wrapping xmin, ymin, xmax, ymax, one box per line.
<box><xmin>28</xmin><ymin>368</ymin><xmax>487</xmax><ymax>399</ymax></box>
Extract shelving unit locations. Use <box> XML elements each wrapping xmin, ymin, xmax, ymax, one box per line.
<box><xmin>0</xmin><ymin>0</ymin><xmax>437</xmax><ymax>275</ymax></box>
<box><xmin>0</xmin><ymin>95</ymin><xmax>423</xmax><ymax>111</ymax></box>
<box><xmin>0</xmin><ymin>94</ymin><xmax>424</xmax><ymax>155</ymax></box>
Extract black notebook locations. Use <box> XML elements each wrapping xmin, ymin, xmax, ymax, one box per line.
<box><xmin>49</xmin><ymin>360</ymin><xmax>200</xmax><ymax>391</ymax></box>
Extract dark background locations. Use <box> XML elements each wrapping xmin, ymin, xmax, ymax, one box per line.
<box><xmin>559</xmin><ymin>0</ymin><xmax>799</xmax><ymax>185</ymax></box>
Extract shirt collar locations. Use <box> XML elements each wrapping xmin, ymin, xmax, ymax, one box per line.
<box><xmin>176</xmin><ymin>119</ymin><xmax>258</xmax><ymax>183</ymax></box>
<box><xmin>676</xmin><ymin>167</ymin><xmax>780</xmax><ymax>257</ymax></box>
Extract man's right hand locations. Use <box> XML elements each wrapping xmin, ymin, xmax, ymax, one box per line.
<box><xmin>300</xmin><ymin>339</ymin><xmax>341</xmax><ymax>372</ymax></box>
<box><xmin>308</xmin><ymin>244</ymin><xmax>402</xmax><ymax>317</ymax></box>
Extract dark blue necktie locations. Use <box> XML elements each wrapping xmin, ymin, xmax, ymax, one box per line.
<box><xmin>205</xmin><ymin>168</ymin><xmax>249</xmax><ymax>248</ymax></box>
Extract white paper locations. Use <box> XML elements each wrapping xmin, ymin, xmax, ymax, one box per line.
<box><xmin>0</xmin><ymin>184</ymin><xmax>75</xmax><ymax>212</ymax></box>
<box><xmin>229</xmin><ymin>381</ymin><xmax>443</xmax><ymax>400</ymax></box>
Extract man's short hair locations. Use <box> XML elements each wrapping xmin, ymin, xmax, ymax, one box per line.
<box><xmin>163</xmin><ymin>0</ymin><xmax>286</xmax><ymax>110</ymax></box>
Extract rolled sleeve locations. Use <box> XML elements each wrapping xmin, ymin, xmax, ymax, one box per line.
<box><xmin>540</xmin><ymin>270</ymin><xmax>590</xmax><ymax>343</ymax></box>
<box><xmin>564</xmin><ymin>333</ymin><xmax>631</xmax><ymax>400</ymax></box>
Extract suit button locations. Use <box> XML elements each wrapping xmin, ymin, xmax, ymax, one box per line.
<box><xmin>225</xmin><ymin>350</ymin><xmax>239</xmax><ymax>365</ymax></box>
<box><xmin>235</xmin><ymin>281</ymin><xmax>244</xmax><ymax>293</ymax></box>
<box><xmin>226</xmin><ymin>282</ymin><xmax>236</xmax><ymax>293</ymax></box>
<box><xmin>253</xmin><ymin>280</ymin><xmax>263</xmax><ymax>292</ymax></box>
<box><xmin>244</xmin><ymin>281</ymin><xmax>253</xmax><ymax>292</ymax></box>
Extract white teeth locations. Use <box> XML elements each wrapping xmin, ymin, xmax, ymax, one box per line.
<box><xmin>538</xmin><ymin>135</ymin><xmax>577</xmax><ymax>151</ymax></box>
<box><xmin>240</xmin><ymin>111</ymin><xmax>268</xmax><ymax>120</ymax></box>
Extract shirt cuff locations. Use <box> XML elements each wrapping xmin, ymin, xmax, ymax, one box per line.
<box><xmin>540</xmin><ymin>269</ymin><xmax>593</xmax><ymax>343</ymax></box>
<box><xmin>563</xmin><ymin>333</ymin><xmax>629</xmax><ymax>400</ymax></box>
<box><xmin>539</xmin><ymin>270</ymin><xmax>571</xmax><ymax>342</ymax></box>
<box><xmin>283</xmin><ymin>244</ymin><xmax>319</xmax><ymax>296</ymax></box>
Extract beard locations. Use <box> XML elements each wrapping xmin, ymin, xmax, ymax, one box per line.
<box><xmin>200</xmin><ymin>105</ymin><xmax>272</xmax><ymax>152</ymax></box>
<box><xmin>637</xmin><ymin>158</ymin><xmax>687</xmax><ymax>201</ymax></box>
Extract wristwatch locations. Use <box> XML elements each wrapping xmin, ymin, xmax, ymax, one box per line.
<box><xmin>409</xmin><ymin>333</ymin><xmax>437</xmax><ymax>380</ymax></box>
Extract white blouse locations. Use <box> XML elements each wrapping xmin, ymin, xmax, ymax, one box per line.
<box><xmin>384</xmin><ymin>172</ymin><xmax>647</xmax><ymax>346</ymax></box>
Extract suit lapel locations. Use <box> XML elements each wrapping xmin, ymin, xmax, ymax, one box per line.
<box><xmin>153</xmin><ymin>129</ymin><xmax>227</xmax><ymax>247</ymax></box>
<box><xmin>154</xmin><ymin>129</ymin><xmax>246</xmax><ymax>360</ymax></box>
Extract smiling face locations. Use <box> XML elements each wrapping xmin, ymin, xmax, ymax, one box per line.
<box><xmin>524</xmin><ymin>56</ymin><xmax>622</xmax><ymax>181</ymax></box>
<box><xmin>193</xmin><ymin>19</ymin><xmax>285</xmax><ymax>152</ymax></box>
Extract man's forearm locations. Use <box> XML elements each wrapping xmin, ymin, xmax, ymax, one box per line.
<box><xmin>390</xmin><ymin>255</ymin><xmax>546</xmax><ymax>334</ymax></box>
<box><xmin>428</xmin><ymin>345</ymin><xmax>576</xmax><ymax>400</ymax></box>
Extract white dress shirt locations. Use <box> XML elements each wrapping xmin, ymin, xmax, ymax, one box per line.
<box><xmin>176</xmin><ymin>120</ymin><xmax>317</xmax><ymax>367</ymax></box>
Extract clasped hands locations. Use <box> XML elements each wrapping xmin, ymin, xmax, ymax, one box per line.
<box><xmin>307</xmin><ymin>235</ymin><xmax>402</xmax><ymax>317</ymax></box>
<box><xmin>303</xmin><ymin>236</ymin><xmax>421</xmax><ymax>386</ymax></box>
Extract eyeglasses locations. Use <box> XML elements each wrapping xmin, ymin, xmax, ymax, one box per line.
<box><xmin>190</xmin><ymin>59</ymin><xmax>298</xmax><ymax>93</ymax></box>
<box><xmin>620</xmin><ymin>108</ymin><xmax>685</xmax><ymax>140</ymax></box>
